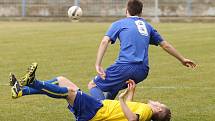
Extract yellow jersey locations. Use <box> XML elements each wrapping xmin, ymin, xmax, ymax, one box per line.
<box><xmin>90</xmin><ymin>100</ymin><xmax>152</xmax><ymax>121</ymax></box>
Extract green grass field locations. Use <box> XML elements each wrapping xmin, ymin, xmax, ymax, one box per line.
<box><xmin>0</xmin><ymin>22</ymin><xmax>214</xmax><ymax>121</ymax></box>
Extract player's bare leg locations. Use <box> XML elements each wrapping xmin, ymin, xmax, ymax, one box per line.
<box><xmin>57</xmin><ymin>76</ymin><xmax>79</xmax><ymax>91</ymax></box>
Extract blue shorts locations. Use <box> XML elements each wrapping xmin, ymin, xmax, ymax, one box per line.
<box><xmin>93</xmin><ymin>63</ymin><xmax>149</xmax><ymax>97</ymax></box>
<box><xmin>68</xmin><ymin>91</ymin><xmax>103</xmax><ymax>121</ymax></box>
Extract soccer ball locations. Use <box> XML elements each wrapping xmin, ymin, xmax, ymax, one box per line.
<box><xmin>68</xmin><ymin>6</ymin><xmax>83</xmax><ymax>19</ymax></box>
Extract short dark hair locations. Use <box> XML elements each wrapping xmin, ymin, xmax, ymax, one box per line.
<box><xmin>152</xmin><ymin>106</ymin><xmax>171</xmax><ymax>121</ymax></box>
<box><xmin>161</xmin><ymin>107</ymin><xmax>171</xmax><ymax>121</ymax></box>
<box><xmin>127</xmin><ymin>0</ymin><xmax>143</xmax><ymax>16</ymax></box>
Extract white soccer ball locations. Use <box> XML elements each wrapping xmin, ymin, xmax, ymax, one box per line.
<box><xmin>68</xmin><ymin>6</ymin><xmax>83</xmax><ymax>19</ymax></box>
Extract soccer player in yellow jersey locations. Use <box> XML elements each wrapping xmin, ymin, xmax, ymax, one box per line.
<box><xmin>11</xmin><ymin>63</ymin><xmax>171</xmax><ymax>121</ymax></box>
<box><xmin>89</xmin><ymin>80</ymin><xmax>171</xmax><ymax>121</ymax></box>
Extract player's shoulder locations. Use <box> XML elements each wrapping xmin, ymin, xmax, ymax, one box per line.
<box><xmin>109</xmin><ymin>18</ymin><xmax>127</xmax><ymax>29</ymax></box>
<box><xmin>102</xmin><ymin>100</ymin><xmax>119</xmax><ymax>106</ymax></box>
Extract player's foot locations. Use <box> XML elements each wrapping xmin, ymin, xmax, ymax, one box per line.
<box><xmin>27</xmin><ymin>62</ymin><xmax>38</xmax><ymax>73</ymax></box>
<box><xmin>11</xmin><ymin>81</ymin><xmax>22</xmax><ymax>99</ymax></box>
<box><xmin>9</xmin><ymin>73</ymin><xmax>17</xmax><ymax>86</ymax></box>
<box><xmin>19</xmin><ymin>62</ymin><xmax>38</xmax><ymax>86</ymax></box>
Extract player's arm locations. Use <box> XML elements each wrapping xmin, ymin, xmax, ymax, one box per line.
<box><xmin>119</xmin><ymin>80</ymin><xmax>138</xmax><ymax>121</ymax></box>
<box><xmin>125</xmin><ymin>79</ymin><xmax>136</xmax><ymax>101</ymax></box>
<box><xmin>159</xmin><ymin>40</ymin><xmax>196</xmax><ymax>68</ymax></box>
<box><xmin>149</xmin><ymin>24</ymin><xmax>196</xmax><ymax>68</ymax></box>
<box><xmin>95</xmin><ymin>36</ymin><xmax>111</xmax><ymax>79</ymax></box>
<box><xmin>119</xmin><ymin>97</ymin><xmax>138</xmax><ymax>121</ymax></box>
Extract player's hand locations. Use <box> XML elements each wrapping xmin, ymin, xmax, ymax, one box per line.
<box><xmin>181</xmin><ymin>58</ymin><xmax>196</xmax><ymax>68</ymax></box>
<box><xmin>95</xmin><ymin>65</ymin><xmax>106</xmax><ymax>80</ymax></box>
<box><xmin>88</xmin><ymin>80</ymin><xmax>96</xmax><ymax>89</ymax></box>
<box><xmin>119</xmin><ymin>79</ymin><xmax>136</xmax><ymax>100</ymax></box>
<box><xmin>119</xmin><ymin>89</ymin><xmax>129</xmax><ymax>100</ymax></box>
<box><xmin>126</xmin><ymin>79</ymin><xmax>136</xmax><ymax>93</ymax></box>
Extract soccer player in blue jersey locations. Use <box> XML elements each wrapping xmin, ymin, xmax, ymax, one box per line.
<box><xmin>88</xmin><ymin>0</ymin><xmax>196</xmax><ymax>100</ymax></box>
<box><xmin>11</xmin><ymin>63</ymin><xmax>171</xmax><ymax>121</ymax></box>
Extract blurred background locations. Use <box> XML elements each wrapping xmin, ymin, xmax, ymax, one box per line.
<box><xmin>0</xmin><ymin>0</ymin><xmax>215</xmax><ymax>22</ymax></box>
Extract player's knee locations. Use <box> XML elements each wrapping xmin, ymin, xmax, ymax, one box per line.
<box><xmin>67</xmin><ymin>88</ymin><xmax>76</xmax><ymax>104</ymax></box>
<box><xmin>57</xmin><ymin>76</ymin><xmax>68</xmax><ymax>82</ymax></box>
<box><xmin>67</xmin><ymin>87</ymin><xmax>72</xmax><ymax>92</ymax></box>
<box><xmin>67</xmin><ymin>87</ymin><xmax>76</xmax><ymax>94</ymax></box>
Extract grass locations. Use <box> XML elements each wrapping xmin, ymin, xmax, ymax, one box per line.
<box><xmin>0</xmin><ymin>22</ymin><xmax>214</xmax><ymax>121</ymax></box>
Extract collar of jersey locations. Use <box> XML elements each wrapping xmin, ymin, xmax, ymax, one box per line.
<box><xmin>128</xmin><ymin>16</ymin><xmax>139</xmax><ymax>18</ymax></box>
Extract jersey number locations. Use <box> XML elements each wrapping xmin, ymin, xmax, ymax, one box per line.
<box><xmin>135</xmin><ymin>20</ymin><xmax>148</xmax><ymax>36</ymax></box>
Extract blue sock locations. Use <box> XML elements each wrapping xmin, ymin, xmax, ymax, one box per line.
<box><xmin>22</xmin><ymin>86</ymin><xmax>68</xmax><ymax>98</ymax></box>
<box><xmin>89</xmin><ymin>86</ymin><xmax>105</xmax><ymax>100</ymax></box>
<box><xmin>29</xmin><ymin>80</ymin><xmax>68</xmax><ymax>99</ymax></box>
<box><xmin>22</xmin><ymin>86</ymin><xmax>45</xmax><ymax>95</ymax></box>
<box><xmin>22</xmin><ymin>78</ymin><xmax>59</xmax><ymax>96</ymax></box>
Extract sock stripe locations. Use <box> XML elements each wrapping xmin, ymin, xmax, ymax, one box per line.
<box><xmin>41</xmin><ymin>89</ymin><xmax>68</xmax><ymax>97</ymax></box>
<box><xmin>51</xmin><ymin>81</ymin><xmax>59</xmax><ymax>85</ymax></box>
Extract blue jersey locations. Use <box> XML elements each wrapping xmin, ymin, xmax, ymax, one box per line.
<box><xmin>105</xmin><ymin>16</ymin><xmax>163</xmax><ymax>66</ymax></box>
<box><xmin>92</xmin><ymin>17</ymin><xmax>164</xmax><ymax>100</ymax></box>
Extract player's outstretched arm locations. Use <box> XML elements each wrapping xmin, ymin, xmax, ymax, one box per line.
<box><xmin>95</xmin><ymin>36</ymin><xmax>111</xmax><ymax>79</ymax></box>
<box><xmin>159</xmin><ymin>40</ymin><xmax>196</xmax><ymax>68</ymax></box>
<box><xmin>119</xmin><ymin>80</ymin><xmax>138</xmax><ymax>121</ymax></box>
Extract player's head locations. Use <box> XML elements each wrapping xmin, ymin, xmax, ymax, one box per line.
<box><xmin>126</xmin><ymin>0</ymin><xmax>143</xmax><ymax>17</ymax></box>
<box><xmin>148</xmin><ymin>100</ymin><xmax>171</xmax><ymax>121</ymax></box>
